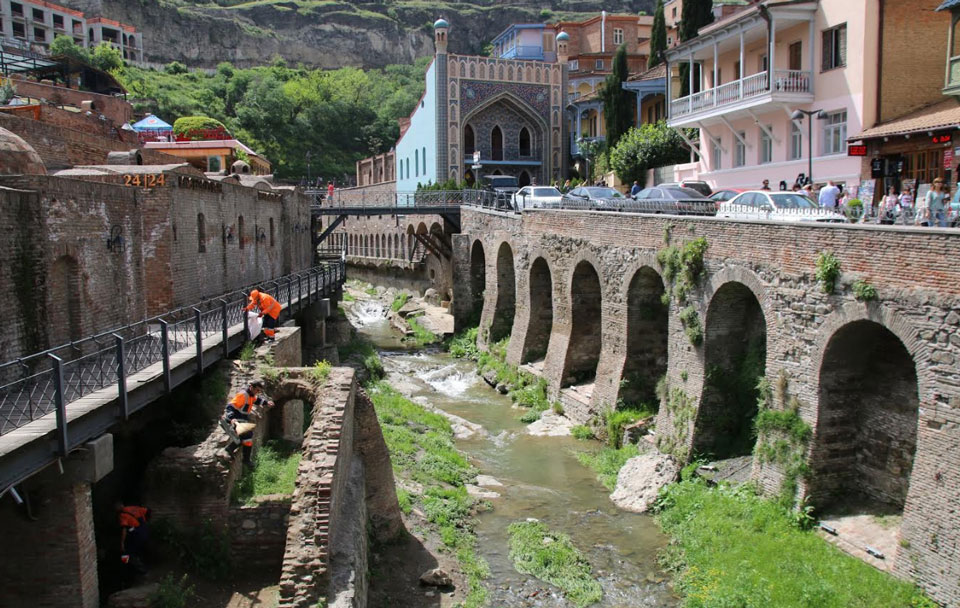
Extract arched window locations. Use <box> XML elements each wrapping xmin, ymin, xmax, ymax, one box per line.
<box><xmin>269</xmin><ymin>217</ymin><xmax>275</xmax><ymax>247</ymax></box>
<box><xmin>519</xmin><ymin>127</ymin><xmax>531</xmax><ymax>157</ymax></box>
<box><xmin>197</xmin><ymin>213</ymin><xmax>206</xmax><ymax>252</ymax></box>
<box><xmin>491</xmin><ymin>126</ymin><xmax>503</xmax><ymax>160</ymax></box>
<box><xmin>464</xmin><ymin>125</ymin><xmax>475</xmax><ymax>155</ymax></box>
<box><xmin>237</xmin><ymin>215</ymin><xmax>245</xmax><ymax>249</ymax></box>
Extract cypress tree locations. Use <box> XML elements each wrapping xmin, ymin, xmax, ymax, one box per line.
<box><xmin>678</xmin><ymin>0</ymin><xmax>714</xmax><ymax>97</ymax></box>
<box><xmin>649</xmin><ymin>0</ymin><xmax>667</xmax><ymax>68</ymax></box>
<box><xmin>601</xmin><ymin>43</ymin><xmax>633</xmax><ymax>150</ymax></box>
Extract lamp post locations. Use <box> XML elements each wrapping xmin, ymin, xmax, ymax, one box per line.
<box><xmin>791</xmin><ymin>108</ymin><xmax>826</xmax><ymax>186</ymax></box>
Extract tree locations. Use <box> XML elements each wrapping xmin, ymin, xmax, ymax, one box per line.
<box><xmin>599</xmin><ymin>44</ymin><xmax>633</xmax><ymax>151</ymax></box>
<box><xmin>649</xmin><ymin>0</ymin><xmax>667</xmax><ymax>68</ymax></box>
<box><xmin>50</xmin><ymin>35</ymin><xmax>90</xmax><ymax>64</ymax></box>
<box><xmin>608</xmin><ymin>122</ymin><xmax>690</xmax><ymax>187</ymax></box>
<box><xmin>91</xmin><ymin>42</ymin><xmax>124</xmax><ymax>72</ymax></box>
<box><xmin>678</xmin><ymin>0</ymin><xmax>713</xmax><ymax>96</ymax></box>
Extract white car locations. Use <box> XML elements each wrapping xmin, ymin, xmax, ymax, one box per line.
<box><xmin>512</xmin><ymin>186</ymin><xmax>563</xmax><ymax>210</ymax></box>
<box><xmin>719</xmin><ymin>191</ymin><xmax>847</xmax><ymax>223</ymax></box>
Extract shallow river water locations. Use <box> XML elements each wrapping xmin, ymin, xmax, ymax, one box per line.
<box><xmin>348</xmin><ymin>300</ymin><xmax>678</xmax><ymax>607</ymax></box>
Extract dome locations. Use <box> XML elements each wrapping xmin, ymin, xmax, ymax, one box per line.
<box><xmin>434</xmin><ymin>18</ymin><xmax>449</xmax><ymax>29</ymax></box>
<box><xmin>0</xmin><ymin>127</ymin><xmax>46</xmax><ymax>175</ymax></box>
<box><xmin>556</xmin><ymin>31</ymin><xmax>570</xmax><ymax>41</ymax></box>
<box><xmin>231</xmin><ymin>160</ymin><xmax>251</xmax><ymax>175</ymax></box>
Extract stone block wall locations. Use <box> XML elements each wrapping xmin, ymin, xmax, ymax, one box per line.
<box><xmin>458</xmin><ymin>206</ymin><xmax>960</xmax><ymax>606</ymax></box>
<box><xmin>10</xmin><ymin>78</ymin><xmax>134</xmax><ymax>125</ymax></box>
<box><xmin>229</xmin><ymin>496</ymin><xmax>292</xmax><ymax>567</ymax></box>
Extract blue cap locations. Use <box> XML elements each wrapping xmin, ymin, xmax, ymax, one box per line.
<box><xmin>556</xmin><ymin>31</ymin><xmax>570</xmax><ymax>41</ymax></box>
<box><xmin>434</xmin><ymin>18</ymin><xmax>449</xmax><ymax>28</ymax></box>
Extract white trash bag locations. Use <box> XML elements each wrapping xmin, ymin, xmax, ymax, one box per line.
<box><xmin>247</xmin><ymin>311</ymin><xmax>263</xmax><ymax>341</ymax></box>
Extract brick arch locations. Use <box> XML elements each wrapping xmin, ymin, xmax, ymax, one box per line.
<box><xmin>266</xmin><ymin>377</ymin><xmax>317</xmax><ymax>406</ymax></box>
<box><xmin>469</xmin><ymin>238</ymin><xmax>486</xmax><ymax>324</ymax></box>
<box><xmin>561</xmin><ymin>252</ymin><xmax>604</xmax><ymax>387</ymax></box>
<box><xmin>520</xmin><ymin>252</ymin><xmax>556</xmax><ymax>363</ymax></box>
<box><xmin>489</xmin><ymin>240</ymin><xmax>517</xmax><ymax>343</ymax></box>
<box><xmin>618</xmin><ymin>257</ymin><xmax>669</xmax><ymax>407</ymax></box>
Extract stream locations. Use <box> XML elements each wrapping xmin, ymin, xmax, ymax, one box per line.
<box><xmin>346</xmin><ymin>297</ymin><xmax>678</xmax><ymax>607</ymax></box>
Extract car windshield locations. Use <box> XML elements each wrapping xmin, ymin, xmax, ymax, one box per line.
<box><xmin>484</xmin><ymin>176</ymin><xmax>518</xmax><ymax>188</ymax></box>
<box><xmin>585</xmin><ymin>187</ymin><xmax>622</xmax><ymax>198</ymax></box>
<box><xmin>771</xmin><ymin>193</ymin><xmax>819</xmax><ymax>209</ymax></box>
<box><xmin>664</xmin><ymin>187</ymin><xmax>708</xmax><ymax>200</ymax></box>
<box><xmin>532</xmin><ymin>188</ymin><xmax>561</xmax><ymax>197</ymax></box>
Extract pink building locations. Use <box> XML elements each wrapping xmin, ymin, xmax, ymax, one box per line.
<box><xmin>664</xmin><ymin>0</ymin><xmax>877</xmax><ymax>191</ymax></box>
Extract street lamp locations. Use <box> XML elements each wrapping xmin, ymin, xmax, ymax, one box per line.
<box><xmin>791</xmin><ymin>108</ymin><xmax>826</xmax><ymax>186</ymax></box>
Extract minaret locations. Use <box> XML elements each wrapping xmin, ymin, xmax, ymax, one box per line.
<box><xmin>434</xmin><ymin>18</ymin><xmax>450</xmax><ymax>182</ymax></box>
<box><xmin>556</xmin><ymin>30</ymin><xmax>570</xmax><ymax>64</ymax></box>
<box><xmin>434</xmin><ymin>17</ymin><xmax>449</xmax><ymax>55</ymax></box>
<box><xmin>557</xmin><ymin>31</ymin><xmax>570</xmax><ymax>178</ymax></box>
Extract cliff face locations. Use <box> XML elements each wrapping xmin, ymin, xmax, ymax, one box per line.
<box><xmin>63</xmin><ymin>0</ymin><xmax>653</xmax><ymax>69</ymax></box>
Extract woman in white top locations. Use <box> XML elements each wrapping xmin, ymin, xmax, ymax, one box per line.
<box><xmin>881</xmin><ymin>186</ymin><xmax>899</xmax><ymax>224</ymax></box>
<box><xmin>899</xmin><ymin>187</ymin><xmax>914</xmax><ymax>209</ymax></box>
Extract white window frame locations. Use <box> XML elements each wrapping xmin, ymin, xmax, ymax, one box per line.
<box><xmin>734</xmin><ymin>132</ymin><xmax>746</xmax><ymax>168</ymax></box>
<box><xmin>759</xmin><ymin>125</ymin><xmax>773</xmax><ymax>164</ymax></box>
<box><xmin>789</xmin><ymin>122</ymin><xmax>802</xmax><ymax>160</ymax></box>
<box><xmin>711</xmin><ymin>137</ymin><xmax>722</xmax><ymax>171</ymax></box>
<box><xmin>613</xmin><ymin>28</ymin><xmax>624</xmax><ymax>45</ymax></box>
<box><xmin>568</xmin><ymin>59</ymin><xmax>579</xmax><ymax>71</ymax></box>
<box><xmin>822</xmin><ymin>24</ymin><xmax>847</xmax><ymax>71</ymax></box>
<box><xmin>595</xmin><ymin>59</ymin><xmax>604</xmax><ymax>70</ymax></box>
<box><xmin>822</xmin><ymin>110</ymin><xmax>847</xmax><ymax>155</ymax></box>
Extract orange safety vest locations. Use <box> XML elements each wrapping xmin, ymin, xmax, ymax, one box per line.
<box><xmin>245</xmin><ymin>293</ymin><xmax>281</xmax><ymax>319</ymax></box>
<box><xmin>228</xmin><ymin>390</ymin><xmax>260</xmax><ymax>415</ymax></box>
<box><xmin>118</xmin><ymin>506</ymin><xmax>148</xmax><ymax>529</ymax></box>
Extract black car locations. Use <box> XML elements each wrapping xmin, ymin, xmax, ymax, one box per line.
<box><xmin>626</xmin><ymin>186</ymin><xmax>717</xmax><ymax>215</ymax></box>
<box><xmin>482</xmin><ymin>175</ymin><xmax>520</xmax><ymax>209</ymax></box>
<box><xmin>561</xmin><ymin>186</ymin><xmax>627</xmax><ymax>209</ymax></box>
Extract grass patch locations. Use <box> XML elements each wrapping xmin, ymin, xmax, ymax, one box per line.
<box><xmin>448</xmin><ymin>326</ymin><xmax>480</xmax><ymax>359</ymax></box>
<box><xmin>310</xmin><ymin>360</ymin><xmax>332</xmax><ymax>384</ymax></box>
<box><xmin>232</xmin><ymin>440</ymin><xmax>301</xmax><ymax>505</ymax></box>
<box><xmin>571</xmin><ymin>425</ymin><xmax>595</xmax><ymax>440</ymax></box>
<box><xmin>407</xmin><ymin>316</ymin><xmax>440</xmax><ymax>345</ymax></box>
<box><xmin>575</xmin><ymin>444</ymin><xmax>640</xmax><ymax>491</ymax></box>
<box><xmin>507</xmin><ymin>520</ymin><xmax>603</xmax><ymax>607</ymax></box>
<box><xmin>390</xmin><ymin>292</ymin><xmax>410</xmax><ymax>312</ymax></box>
<box><xmin>238</xmin><ymin>341</ymin><xmax>256</xmax><ymax>361</ymax></box>
<box><xmin>338</xmin><ymin>335</ymin><xmax>384</xmax><ymax>382</ymax></box>
<box><xmin>365</xmin><ymin>286</ymin><xmax>379</xmax><ymax>296</ymax></box>
<box><xmin>654</xmin><ymin>479</ymin><xmax>936</xmax><ymax>608</ymax></box>
<box><xmin>603</xmin><ymin>405</ymin><xmax>655</xmax><ymax>448</ymax></box>
<box><xmin>369</xmin><ymin>381</ymin><xmax>489</xmax><ymax>606</ymax></box>
<box><xmin>150</xmin><ymin>574</ymin><xmax>195</xmax><ymax>608</ymax></box>
<box><xmin>342</xmin><ymin>291</ymin><xmax>356</xmax><ymax>302</ymax></box>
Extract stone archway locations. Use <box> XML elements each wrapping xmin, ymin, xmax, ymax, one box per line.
<box><xmin>490</xmin><ymin>242</ymin><xmax>516</xmax><ymax>343</ymax></box>
<box><xmin>692</xmin><ymin>281</ymin><xmax>767</xmax><ymax>459</ymax></box>
<box><xmin>522</xmin><ymin>256</ymin><xmax>553</xmax><ymax>363</ymax></box>
<box><xmin>618</xmin><ymin>266</ymin><xmax>668</xmax><ymax>408</ymax></box>
<box><xmin>469</xmin><ymin>240</ymin><xmax>485</xmax><ymax>324</ymax></box>
<box><xmin>562</xmin><ymin>260</ymin><xmax>602</xmax><ymax>387</ymax></box>
<box><xmin>809</xmin><ymin>320</ymin><xmax>918</xmax><ymax>514</ymax></box>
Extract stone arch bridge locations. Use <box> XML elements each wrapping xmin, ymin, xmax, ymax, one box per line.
<box><xmin>452</xmin><ymin>206</ymin><xmax>960</xmax><ymax>606</ymax></box>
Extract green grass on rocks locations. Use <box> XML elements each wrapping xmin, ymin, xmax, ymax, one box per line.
<box><xmin>575</xmin><ymin>444</ymin><xmax>639</xmax><ymax>491</ymax></box>
<box><xmin>232</xmin><ymin>440</ymin><xmax>300</xmax><ymax>504</ymax></box>
<box><xmin>507</xmin><ymin>520</ymin><xmax>603</xmax><ymax>607</ymax></box>
<box><xmin>654</xmin><ymin>479</ymin><xmax>937</xmax><ymax>608</ymax></box>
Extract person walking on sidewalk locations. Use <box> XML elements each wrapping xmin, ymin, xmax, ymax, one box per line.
<box><xmin>245</xmin><ymin>289</ymin><xmax>282</xmax><ymax>342</ymax></box>
<box><xmin>221</xmin><ymin>381</ymin><xmax>274</xmax><ymax>466</ymax></box>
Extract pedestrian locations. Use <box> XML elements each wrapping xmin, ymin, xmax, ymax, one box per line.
<box><xmin>881</xmin><ymin>186</ymin><xmax>899</xmax><ymax>224</ymax></box>
<box><xmin>116</xmin><ymin>501</ymin><xmax>151</xmax><ymax>575</ymax></box>
<box><xmin>791</xmin><ymin>183</ymin><xmax>801</xmax><ymax>192</ymax></box>
<box><xmin>220</xmin><ymin>381</ymin><xmax>275</xmax><ymax>466</ymax></box>
<box><xmin>802</xmin><ymin>184</ymin><xmax>814</xmax><ymax>200</ymax></box>
<box><xmin>899</xmin><ymin>186</ymin><xmax>914</xmax><ymax>210</ymax></box>
<box><xmin>245</xmin><ymin>289</ymin><xmax>282</xmax><ymax>342</ymax></box>
<box><xmin>327</xmin><ymin>180</ymin><xmax>335</xmax><ymax>202</ymax></box>
<box><xmin>924</xmin><ymin>177</ymin><xmax>949</xmax><ymax>227</ymax></box>
<box><xmin>761</xmin><ymin>179</ymin><xmax>771</xmax><ymax>191</ymax></box>
<box><xmin>818</xmin><ymin>180</ymin><xmax>841</xmax><ymax>209</ymax></box>
<box><xmin>630</xmin><ymin>180</ymin><xmax>641</xmax><ymax>197</ymax></box>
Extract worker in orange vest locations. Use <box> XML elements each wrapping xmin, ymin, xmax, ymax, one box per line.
<box><xmin>220</xmin><ymin>381</ymin><xmax>274</xmax><ymax>466</ymax></box>
<box><xmin>116</xmin><ymin>501</ymin><xmax>151</xmax><ymax>575</ymax></box>
<box><xmin>245</xmin><ymin>289</ymin><xmax>282</xmax><ymax>342</ymax></box>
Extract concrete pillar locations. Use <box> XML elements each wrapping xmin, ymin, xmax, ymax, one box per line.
<box><xmin>0</xmin><ymin>435</ymin><xmax>113</xmax><ymax>608</ymax></box>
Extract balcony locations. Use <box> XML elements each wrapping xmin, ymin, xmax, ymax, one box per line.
<box><xmin>570</xmin><ymin>135</ymin><xmax>604</xmax><ymax>157</ymax></box>
<box><xmin>669</xmin><ymin>69</ymin><xmax>813</xmax><ymax>125</ymax></box>
<box><xmin>498</xmin><ymin>45</ymin><xmax>544</xmax><ymax>61</ymax></box>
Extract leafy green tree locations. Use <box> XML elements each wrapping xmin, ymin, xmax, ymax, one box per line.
<box><xmin>600</xmin><ymin>44</ymin><xmax>633</xmax><ymax>151</ymax></box>
<box><xmin>50</xmin><ymin>35</ymin><xmax>90</xmax><ymax>63</ymax></box>
<box><xmin>608</xmin><ymin>122</ymin><xmax>690</xmax><ymax>186</ymax></box>
<box><xmin>679</xmin><ymin>0</ymin><xmax>713</xmax><ymax>96</ymax></box>
<box><xmin>91</xmin><ymin>42</ymin><xmax>124</xmax><ymax>72</ymax></box>
<box><xmin>166</xmin><ymin>61</ymin><xmax>188</xmax><ymax>75</ymax></box>
<box><xmin>649</xmin><ymin>0</ymin><xmax>667</xmax><ymax>68</ymax></box>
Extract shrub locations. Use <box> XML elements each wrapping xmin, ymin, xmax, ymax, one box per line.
<box><xmin>154</xmin><ymin>519</ymin><xmax>232</xmax><ymax>579</ymax></box>
<box><xmin>448</xmin><ymin>327</ymin><xmax>479</xmax><ymax>359</ymax></box>
<box><xmin>815</xmin><ymin>251</ymin><xmax>841</xmax><ymax>294</ymax></box>
<box><xmin>150</xmin><ymin>574</ymin><xmax>195</xmax><ymax>608</ymax></box>
<box><xmin>853</xmin><ymin>279</ymin><xmax>877</xmax><ymax>301</ymax></box>
<box><xmin>678</xmin><ymin>306</ymin><xmax>703</xmax><ymax>345</ymax></box>
<box><xmin>311</xmin><ymin>360</ymin><xmax>332</xmax><ymax>384</ymax></box>
<box><xmin>407</xmin><ymin>317</ymin><xmax>439</xmax><ymax>345</ymax></box>
<box><xmin>238</xmin><ymin>341</ymin><xmax>256</xmax><ymax>361</ymax></box>
<box><xmin>571</xmin><ymin>425</ymin><xmax>595</xmax><ymax>440</ymax></box>
<box><xmin>173</xmin><ymin>116</ymin><xmax>229</xmax><ymax>140</ymax></box>
<box><xmin>609</xmin><ymin>121</ymin><xmax>691</xmax><ymax>186</ymax></box>
<box><xmin>390</xmin><ymin>292</ymin><xmax>410</xmax><ymax>312</ymax></box>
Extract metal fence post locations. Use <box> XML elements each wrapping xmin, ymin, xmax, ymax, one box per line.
<box><xmin>114</xmin><ymin>334</ymin><xmax>128</xmax><ymax>420</ymax></box>
<box><xmin>298</xmin><ymin>275</ymin><xmax>304</xmax><ymax>312</ymax></box>
<box><xmin>193</xmin><ymin>307</ymin><xmax>203</xmax><ymax>375</ymax></box>
<box><xmin>243</xmin><ymin>303</ymin><xmax>250</xmax><ymax>342</ymax></box>
<box><xmin>49</xmin><ymin>354</ymin><xmax>68</xmax><ymax>457</ymax></box>
<box><xmin>158</xmin><ymin>319</ymin><xmax>171</xmax><ymax>393</ymax></box>
<box><xmin>219</xmin><ymin>299</ymin><xmax>229</xmax><ymax>359</ymax></box>
<box><xmin>286</xmin><ymin>279</ymin><xmax>293</xmax><ymax>311</ymax></box>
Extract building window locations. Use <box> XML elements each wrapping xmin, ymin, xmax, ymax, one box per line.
<box><xmin>32</xmin><ymin>8</ymin><xmax>44</xmax><ymax>21</ymax></box>
<box><xmin>12</xmin><ymin>21</ymin><xmax>25</xmax><ymax>38</ymax></box>
<box><xmin>790</xmin><ymin>122</ymin><xmax>802</xmax><ymax>160</ymax></box>
<box><xmin>415</xmin><ymin>149</ymin><xmax>419</xmax><ymax>177</ymax></box>
<box><xmin>595</xmin><ymin>59</ymin><xmax>604</xmax><ymax>70</ymax></box>
<box><xmin>667</xmin><ymin>36</ymin><xmax>673</xmax><ymax>46</ymax></box>
<box><xmin>734</xmin><ymin>132</ymin><xmax>746</xmax><ymax>167</ymax></box>
<box><xmin>734</xmin><ymin>61</ymin><xmax>741</xmax><ymax>80</ymax></box>
<box><xmin>821</xmin><ymin>24</ymin><xmax>847</xmax><ymax>71</ymax></box>
<box><xmin>519</xmin><ymin>127</ymin><xmax>531</xmax><ymax>156</ymax></box>
<box><xmin>822</xmin><ymin>110</ymin><xmax>847</xmax><ymax>155</ymax></box>
<box><xmin>269</xmin><ymin>218</ymin><xmax>275</xmax><ymax>247</ymax></box>
<box><xmin>53</xmin><ymin>14</ymin><xmax>63</xmax><ymax>29</ymax></box>
<box><xmin>33</xmin><ymin>27</ymin><xmax>45</xmax><ymax>42</ymax></box>
<box><xmin>613</xmin><ymin>28</ymin><xmax>624</xmax><ymax>45</ymax></box>
<box><xmin>759</xmin><ymin>126</ymin><xmax>773</xmax><ymax>164</ymax></box>
<box><xmin>405</xmin><ymin>158</ymin><xmax>409</xmax><ymax>178</ymax></box>
<box><xmin>11</xmin><ymin>2</ymin><xmax>22</xmax><ymax>16</ymax></box>
<box><xmin>672</xmin><ymin>7</ymin><xmax>677</xmax><ymax>18</ymax></box>
<box><xmin>491</xmin><ymin>126</ymin><xmax>503</xmax><ymax>160</ymax></box>
<box><xmin>197</xmin><ymin>213</ymin><xmax>206</xmax><ymax>253</ymax></box>
<box><xmin>568</xmin><ymin>59</ymin><xmax>578</xmax><ymax>71</ymax></box>
<box><xmin>758</xmin><ymin>54</ymin><xmax>768</xmax><ymax>73</ymax></box>
<box><xmin>422</xmin><ymin>146</ymin><xmax>427</xmax><ymax>175</ymax></box>
<box><xmin>207</xmin><ymin>156</ymin><xmax>221</xmax><ymax>172</ymax></box>
<box><xmin>711</xmin><ymin>137</ymin><xmax>722</xmax><ymax>171</ymax></box>
<box><xmin>789</xmin><ymin>41</ymin><xmax>802</xmax><ymax>71</ymax></box>
<box><xmin>464</xmin><ymin>124</ymin><xmax>475</xmax><ymax>155</ymax></box>
<box><xmin>237</xmin><ymin>215</ymin><xmax>245</xmax><ymax>249</ymax></box>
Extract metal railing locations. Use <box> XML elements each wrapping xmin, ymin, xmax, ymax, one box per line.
<box><xmin>0</xmin><ymin>261</ymin><xmax>345</xmax><ymax>437</ymax></box>
<box><xmin>671</xmin><ymin>70</ymin><xmax>811</xmax><ymax>118</ymax></box>
<box><xmin>548</xmin><ymin>196</ymin><xmax>719</xmax><ymax>216</ymax></box>
<box><xmin>314</xmin><ymin>189</ymin><xmax>499</xmax><ymax>210</ymax></box>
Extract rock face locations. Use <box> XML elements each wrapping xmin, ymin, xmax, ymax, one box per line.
<box><xmin>63</xmin><ymin>0</ymin><xmax>652</xmax><ymax>69</ymax></box>
<box><xmin>526</xmin><ymin>409</ymin><xmax>576</xmax><ymax>436</ymax></box>
<box><xmin>609</xmin><ymin>452</ymin><xmax>679</xmax><ymax>513</ymax></box>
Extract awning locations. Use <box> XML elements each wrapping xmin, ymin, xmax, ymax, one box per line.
<box><xmin>850</xmin><ymin>99</ymin><xmax>960</xmax><ymax>141</ymax></box>
<box><xmin>132</xmin><ymin>114</ymin><xmax>173</xmax><ymax>132</ymax></box>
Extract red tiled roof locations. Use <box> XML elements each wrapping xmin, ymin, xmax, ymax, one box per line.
<box><xmin>852</xmin><ymin>99</ymin><xmax>960</xmax><ymax>140</ymax></box>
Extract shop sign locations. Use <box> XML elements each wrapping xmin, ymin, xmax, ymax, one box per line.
<box><xmin>847</xmin><ymin>144</ymin><xmax>867</xmax><ymax>156</ymax></box>
<box><xmin>945</xmin><ymin>148</ymin><xmax>954</xmax><ymax>169</ymax></box>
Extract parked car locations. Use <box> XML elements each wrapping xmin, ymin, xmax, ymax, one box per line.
<box><xmin>657</xmin><ymin>180</ymin><xmax>713</xmax><ymax>197</ymax></box>
<box><xmin>512</xmin><ymin>186</ymin><xmax>563</xmax><ymax>210</ymax></box>
<box><xmin>709</xmin><ymin>188</ymin><xmax>745</xmax><ymax>203</ymax></box>
<box><xmin>482</xmin><ymin>175</ymin><xmax>519</xmax><ymax>209</ymax></box>
<box><xmin>562</xmin><ymin>186</ymin><xmax>627</xmax><ymax>209</ymax></box>
<box><xmin>719</xmin><ymin>191</ymin><xmax>847</xmax><ymax>223</ymax></box>
<box><xmin>627</xmin><ymin>186</ymin><xmax>716</xmax><ymax>215</ymax></box>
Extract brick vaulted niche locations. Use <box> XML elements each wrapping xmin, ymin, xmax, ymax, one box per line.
<box><xmin>490</xmin><ymin>242</ymin><xmax>516</xmax><ymax>343</ymax></box>
<box><xmin>561</xmin><ymin>260</ymin><xmax>602</xmax><ymax>387</ymax></box>
<box><xmin>521</xmin><ymin>257</ymin><xmax>553</xmax><ymax>364</ymax></box>
<box><xmin>620</xmin><ymin>267</ymin><xmax>668</xmax><ymax>408</ymax></box>
<box><xmin>469</xmin><ymin>240</ymin><xmax>486</xmax><ymax>325</ymax></box>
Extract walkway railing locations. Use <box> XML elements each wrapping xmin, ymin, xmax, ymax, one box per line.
<box><xmin>312</xmin><ymin>189</ymin><xmax>499</xmax><ymax>211</ymax></box>
<box><xmin>0</xmin><ymin>261</ymin><xmax>345</xmax><ymax>437</ymax></box>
